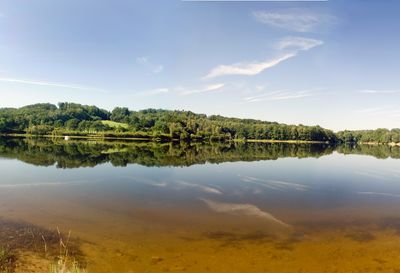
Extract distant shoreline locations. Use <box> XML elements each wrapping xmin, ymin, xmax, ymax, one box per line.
<box><xmin>0</xmin><ymin>133</ymin><xmax>331</xmax><ymax>144</ymax></box>
<box><xmin>359</xmin><ymin>141</ymin><xmax>400</xmax><ymax>147</ymax></box>
<box><xmin>3</xmin><ymin>134</ymin><xmax>400</xmax><ymax>146</ymax></box>
<box><xmin>233</xmin><ymin>139</ymin><xmax>330</xmax><ymax>144</ymax></box>
<box><xmin>2</xmin><ymin>103</ymin><xmax>400</xmax><ymax>145</ymax></box>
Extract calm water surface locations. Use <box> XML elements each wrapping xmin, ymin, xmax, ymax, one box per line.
<box><xmin>1</xmin><ymin>137</ymin><xmax>400</xmax><ymax>272</ymax></box>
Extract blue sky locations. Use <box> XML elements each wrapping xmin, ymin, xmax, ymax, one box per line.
<box><xmin>0</xmin><ymin>0</ymin><xmax>399</xmax><ymax>131</ymax></box>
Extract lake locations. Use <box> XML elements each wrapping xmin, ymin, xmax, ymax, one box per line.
<box><xmin>1</xmin><ymin>137</ymin><xmax>400</xmax><ymax>273</ymax></box>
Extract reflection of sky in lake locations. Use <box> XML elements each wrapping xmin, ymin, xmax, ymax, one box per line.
<box><xmin>1</xmin><ymin>148</ymin><xmax>400</xmax><ymax>227</ymax></box>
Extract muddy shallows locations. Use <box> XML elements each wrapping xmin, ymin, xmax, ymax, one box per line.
<box><xmin>0</xmin><ymin>218</ymin><xmax>85</xmax><ymax>273</ymax></box>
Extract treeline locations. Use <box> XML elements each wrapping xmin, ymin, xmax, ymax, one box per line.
<box><xmin>0</xmin><ymin>103</ymin><xmax>111</xmax><ymax>134</ymax></box>
<box><xmin>0</xmin><ymin>103</ymin><xmax>337</xmax><ymax>142</ymax></box>
<box><xmin>337</xmin><ymin>129</ymin><xmax>400</xmax><ymax>144</ymax></box>
<box><xmin>1</xmin><ymin>103</ymin><xmax>399</xmax><ymax>144</ymax></box>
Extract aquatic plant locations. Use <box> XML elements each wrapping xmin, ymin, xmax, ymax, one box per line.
<box><xmin>48</xmin><ymin>229</ymin><xmax>86</xmax><ymax>273</ymax></box>
<box><xmin>49</xmin><ymin>259</ymin><xmax>86</xmax><ymax>273</ymax></box>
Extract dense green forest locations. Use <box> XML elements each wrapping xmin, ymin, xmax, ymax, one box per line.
<box><xmin>0</xmin><ymin>102</ymin><xmax>399</xmax><ymax>144</ymax></box>
<box><xmin>0</xmin><ymin>102</ymin><xmax>337</xmax><ymax>142</ymax></box>
<box><xmin>336</xmin><ymin>129</ymin><xmax>400</xmax><ymax>144</ymax></box>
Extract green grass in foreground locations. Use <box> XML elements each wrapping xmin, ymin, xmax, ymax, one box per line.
<box><xmin>100</xmin><ymin>120</ymin><xmax>129</xmax><ymax>129</ymax></box>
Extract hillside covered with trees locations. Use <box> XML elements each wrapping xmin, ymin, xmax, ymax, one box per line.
<box><xmin>0</xmin><ymin>103</ymin><xmax>337</xmax><ymax>142</ymax></box>
<box><xmin>0</xmin><ymin>102</ymin><xmax>399</xmax><ymax>144</ymax></box>
<box><xmin>336</xmin><ymin>129</ymin><xmax>400</xmax><ymax>144</ymax></box>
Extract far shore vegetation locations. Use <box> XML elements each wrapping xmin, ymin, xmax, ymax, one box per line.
<box><xmin>1</xmin><ymin>102</ymin><xmax>399</xmax><ymax>145</ymax></box>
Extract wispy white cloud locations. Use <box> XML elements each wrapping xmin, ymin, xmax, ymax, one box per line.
<box><xmin>252</xmin><ymin>9</ymin><xmax>335</xmax><ymax>32</ymax></box>
<box><xmin>180</xmin><ymin>83</ymin><xmax>225</xmax><ymax>95</ymax></box>
<box><xmin>0</xmin><ymin>77</ymin><xmax>105</xmax><ymax>92</ymax></box>
<box><xmin>275</xmin><ymin>36</ymin><xmax>324</xmax><ymax>51</ymax></box>
<box><xmin>133</xmin><ymin>87</ymin><xmax>169</xmax><ymax>97</ymax></box>
<box><xmin>243</xmin><ymin>90</ymin><xmax>315</xmax><ymax>103</ymax></box>
<box><xmin>204</xmin><ymin>36</ymin><xmax>322</xmax><ymax>79</ymax></box>
<box><xmin>136</xmin><ymin>56</ymin><xmax>164</xmax><ymax>74</ymax></box>
<box><xmin>204</xmin><ymin>54</ymin><xmax>296</xmax><ymax>79</ymax></box>
<box><xmin>149</xmin><ymin>88</ymin><xmax>169</xmax><ymax>94</ymax></box>
<box><xmin>130</xmin><ymin>83</ymin><xmax>225</xmax><ymax>97</ymax></box>
<box><xmin>358</xmin><ymin>89</ymin><xmax>400</xmax><ymax>94</ymax></box>
<box><xmin>199</xmin><ymin>198</ymin><xmax>290</xmax><ymax>227</ymax></box>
